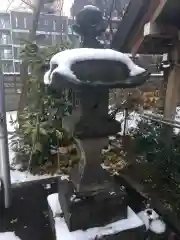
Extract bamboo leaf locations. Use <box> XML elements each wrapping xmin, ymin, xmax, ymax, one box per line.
<box><xmin>56</xmin><ymin>130</ymin><xmax>63</xmax><ymax>140</ymax></box>
<box><xmin>34</xmin><ymin>142</ymin><xmax>43</xmax><ymax>152</ymax></box>
<box><xmin>32</xmin><ymin>129</ymin><xmax>38</xmax><ymax>144</ymax></box>
<box><xmin>39</xmin><ymin>127</ymin><xmax>47</xmax><ymax>136</ymax></box>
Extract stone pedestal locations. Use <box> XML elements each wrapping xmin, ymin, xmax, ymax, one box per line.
<box><xmin>148</xmin><ymin>232</ymin><xmax>167</xmax><ymax>240</ymax></box>
<box><xmin>45</xmin><ymin>5</ymin><xmax>150</xmax><ymax>237</ymax></box>
<box><xmin>47</xmin><ymin>193</ymin><xmax>146</xmax><ymax>240</ymax></box>
<box><xmin>58</xmin><ymin>179</ymin><xmax>127</xmax><ymax>232</ymax></box>
<box><xmin>70</xmin><ymin>138</ymin><xmax>111</xmax><ymax>195</ymax></box>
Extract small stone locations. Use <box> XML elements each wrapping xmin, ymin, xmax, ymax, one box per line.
<box><xmin>70</xmin><ymin>194</ymin><xmax>76</xmax><ymax>202</ymax></box>
<box><xmin>74</xmin><ymin>198</ymin><xmax>81</xmax><ymax>203</ymax></box>
<box><xmin>109</xmin><ymin>192</ymin><xmax>116</xmax><ymax>196</ymax></box>
<box><xmin>44</xmin><ymin>184</ymin><xmax>51</xmax><ymax>189</ymax></box>
<box><xmin>10</xmin><ymin>218</ymin><xmax>18</xmax><ymax>224</ymax></box>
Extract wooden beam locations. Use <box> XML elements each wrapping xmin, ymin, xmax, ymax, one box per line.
<box><xmin>130</xmin><ymin>0</ymin><xmax>180</xmax><ymax>54</ymax></box>
<box><xmin>154</xmin><ymin>0</ymin><xmax>180</xmax><ymax>28</ymax></box>
<box><xmin>111</xmin><ymin>0</ymin><xmax>150</xmax><ymax>51</ymax></box>
<box><xmin>128</xmin><ymin>0</ymin><xmax>162</xmax><ymax>52</ymax></box>
<box><xmin>143</xmin><ymin>22</ymin><xmax>177</xmax><ymax>38</ymax></box>
<box><xmin>151</xmin><ymin>0</ymin><xmax>167</xmax><ymax>22</ymax></box>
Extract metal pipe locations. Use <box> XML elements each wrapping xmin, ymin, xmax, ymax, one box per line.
<box><xmin>141</xmin><ymin>113</ymin><xmax>180</xmax><ymax>129</ymax></box>
<box><xmin>0</xmin><ymin>71</ymin><xmax>12</xmax><ymax>208</ymax></box>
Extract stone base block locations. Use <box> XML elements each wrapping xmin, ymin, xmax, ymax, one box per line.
<box><xmin>148</xmin><ymin>231</ymin><xmax>167</xmax><ymax>240</ymax></box>
<box><xmin>47</xmin><ymin>193</ymin><xmax>146</xmax><ymax>240</ymax></box>
<box><xmin>58</xmin><ymin>179</ymin><xmax>127</xmax><ymax>231</ymax></box>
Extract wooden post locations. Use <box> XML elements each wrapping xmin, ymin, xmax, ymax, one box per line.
<box><xmin>18</xmin><ymin>0</ymin><xmax>44</xmax><ymax>119</ymax></box>
<box><xmin>163</xmin><ymin>46</ymin><xmax>180</xmax><ymax>146</ymax></box>
<box><xmin>164</xmin><ymin>47</ymin><xmax>180</xmax><ymax>121</ymax></box>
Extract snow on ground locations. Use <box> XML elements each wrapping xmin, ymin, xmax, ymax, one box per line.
<box><xmin>6</xmin><ymin>111</ymin><xmax>55</xmax><ymax>184</ymax></box>
<box><xmin>10</xmin><ymin>169</ymin><xmax>54</xmax><ymax>184</ymax></box>
<box><xmin>116</xmin><ymin>111</ymin><xmax>141</xmax><ymax>134</ymax></box>
<box><xmin>0</xmin><ymin>232</ymin><xmax>21</xmax><ymax>240</ymax></box>
<box><xmin>6</xmin><ymin>107</ymin><xmax>180</xmax><ymax>184</ymax></box>
<box><xmin>48</xmin><ymin>194</ymin><xmax>166</xmax><ymax>239</ymax></box>
<box><xmin>115</xmin><ymin>107</ymin><xmax>180</xmax><ymax>135</ymax></box>
<box><xmin>138</xmin><ymin>209</ymin><xmax>166</xmax><ymax>234</ymax></box>
<box><xmin>6</xmin><ymin>111</ymin><xmax>17</xmax><ymax>165</ymax></box>
<box><xmin>47</xmin><ymin>193</ymin><xmax>144</xmax><ymax>240</ymax></box>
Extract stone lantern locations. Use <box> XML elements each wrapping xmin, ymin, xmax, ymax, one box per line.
<box><xmin>44</xmin><ymin>5</ymin><xmax>150</xmax><ymax>237</ymax></box>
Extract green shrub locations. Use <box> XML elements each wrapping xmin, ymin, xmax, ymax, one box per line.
<box><xmin>10</xmin><ymin>41</ymin><xmax>73</xmax><ymax>172</ymax></box>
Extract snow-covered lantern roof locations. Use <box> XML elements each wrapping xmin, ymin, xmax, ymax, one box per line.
<box><xmin>44</xmin><ymin>48</ymin><xmax>150</xmax><ymax>90</ymax></box>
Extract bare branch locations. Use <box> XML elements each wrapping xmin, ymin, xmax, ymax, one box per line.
<box><xmin>108</xmin><ymin>0</ymin><xmax>115</xmax><ymax>39</ymax></box>
<box><xmin>56</xmin><ymin>0</ymin><xmax>64</xmax><ymax>14</ymax></box>
<box><xmin>6</xmin><ymin>0</ymin><xmax>15</xmax><ymax>12</ymax></box>
<box><xmin>60</xmin><ymin>0</ymin><xmax>64</xmax><ymax>15</ymax></box>
<box><xmin>20</xmin><ymin>0</ymin><xmax>35</xmax><ymax>9</ymax></box>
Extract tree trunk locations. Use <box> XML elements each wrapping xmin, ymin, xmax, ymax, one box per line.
<box><xmin>158</xmin><ymin>69</ymin><xmax>169</xmax><ymax>114</ymax></box>
<box><xmin>18</xmin><ymin>0</ymin><xmax>43</xmax><ymax>120</ymax></box>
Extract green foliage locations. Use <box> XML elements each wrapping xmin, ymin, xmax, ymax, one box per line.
<box><xmin>11</xmin><ymin>41</ymin><xmax>72</xmax><ymax>171</ymax></box>
<box><xmin>21</xmin><ymin>40</ymin><xmax>71</xmax><ymax>76</ymax></box>
<box><xmin>130</xmin><ymin>120</ymin><xmax>163</xmax><ymax>157</ymax></box>
<box><xmin>130</xmin><ymin>119</ymin><xmax>180</xmax><ymax>213</ymax></box>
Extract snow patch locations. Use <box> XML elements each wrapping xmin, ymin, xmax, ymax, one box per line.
<box><xmin>10</xmin><ymin>171</ymin><xmax>56</xmax><ymax>184</ymax></box>
<box><xmin>70</xmin><ymin>194</ymin><xmax>76</xmax><ymax>202</ymax></box>
<box><xmin>83</xmin><ymin>5</ymin><xmax>100</xmax><ymax>11</ymax></box>
<box><xmin>138</xmin><ymin>209</ymin><xmax>166</xmax><ymax>234</ymax></box>
<box><xmin>116</xmin><ymin>111</ymin><xmax>141</xmax><ymax>134</ymax></box>
<box><xmin>44</xmin><ymin>48</ymin><xmax>146</xmax><ymax>86</ymax></box>
<box><xmin>0</xmin><ymin>232</ymin><xmax>21</xmax><ymax>240</ymax></box>
<box><xmin>6</xmin><ymin>111</ymin><xmax>17</xmax><ymax>165</ymax></box>
<box><xmin>6</xmin><ymin>111</ymin><xmax>17</xmax><ymax>133</ymax></box>
<box><xmin>6</xmin><ymin>111</ymin><xmax>58</xmax><ymax>184</ymax></box>
<box><xmin>101</xmin><ymin>163</ymin><xmax>111</xmax><ymax>170</ymax></box>
<box><xmin>150</xmin><ymin>219</ymin><xmax>166</xmax><ymax>234</ymax></box>
<box><xmin>44</xmin><ymin>184</ymin><xmax>51</xmax><ymax>189</ymax></box>
<box><xmin>60</xmin><ymin>175</ymin><xmax>69</xmax><ymax>181</ymax></box>
<box><xmin>47</xmin><ymin>193</ymin><xmax>144</xmax><ymax>240</ymax></box>
<box><xmin>47</xmin><ymin>193</ymin><xmax>61</xmax><ymax>217</ymax></box>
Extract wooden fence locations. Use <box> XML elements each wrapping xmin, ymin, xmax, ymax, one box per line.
<box><xmin>4</xmin><ymin>73</ymin><xmax>163</xmax><ymax>112</ymax></box>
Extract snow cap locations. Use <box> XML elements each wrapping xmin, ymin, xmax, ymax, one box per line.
<box><xmin>44</xmin><ymin>48</ymin><xmax>146</xmax><ymax>86</ymax></box>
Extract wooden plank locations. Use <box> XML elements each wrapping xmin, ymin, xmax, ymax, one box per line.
<box><xmin>164</xmin><ymin>65</ymin><xmax>180</xmax><ymax>121</ymax></box>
